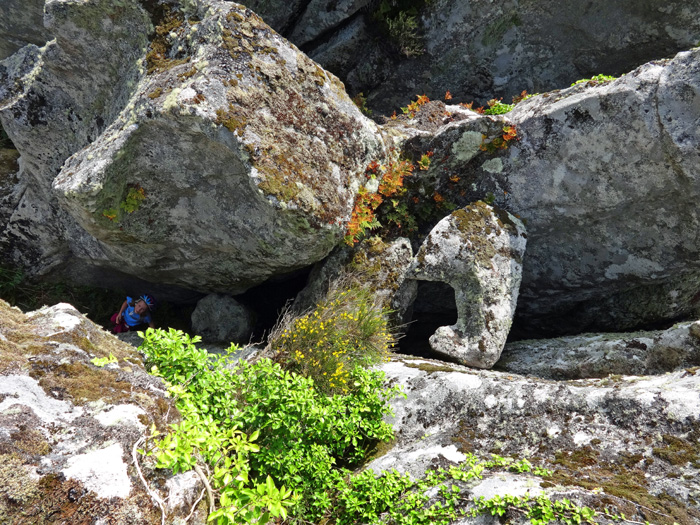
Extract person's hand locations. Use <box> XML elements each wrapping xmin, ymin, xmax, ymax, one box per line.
<box><xmin>116</xmin><ymin>313</ymin><xmax>122</xmax><ymax>323</ymax></box>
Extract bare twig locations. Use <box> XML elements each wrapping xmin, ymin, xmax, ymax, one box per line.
<box><xmin>132</xmin><ymin>436</ymin><xmax>166</xmax><ymax>525</ymax></box>
<box><xmin>184</xmin><ymin>488</ymin><xmax>207</xmax><ymax>523</ymax></box>
<box><xmin>193</xmin><ymin>463</ymin><xmax>215</xmax><ymax>515</ymax></box>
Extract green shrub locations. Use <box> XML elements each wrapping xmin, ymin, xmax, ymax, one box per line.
<box><xmin>139</xmin><ymin>327</ymin><xmax>400</xmax><ymax>524</ymax></box>
<box><xmin>140</xmin><ymin>328</ymin><xmax>619</xmax><ymax>525</ymax></box>
<box><xmin>268</xmin><ymin>282</ymin><xmax>395</xmax><ymax>394</ymax></box>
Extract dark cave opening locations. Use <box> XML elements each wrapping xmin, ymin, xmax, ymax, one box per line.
<box><xmin>397</xmin><ymin>281</ymin><xmax>458</xmax><ymax>358</ymax></box>
<box><xmin>233</xmin><ymin>265</ymin><xmax>315</xmax><ymax>343</ymax></box>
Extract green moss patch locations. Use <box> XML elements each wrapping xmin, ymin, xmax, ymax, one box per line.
<box><xmin>145</xmin><ymin>5</ymin><xmax>189</xmax><ymax>74</ymax></box>
<box><xmin>543</xmin><ymin>446</ymin><xmax>700</xmax><ymax>524</ymax></box>
<box><xmin>653</xmin><ymin>433</ymin><xmax>700</xmax><ymax>467</ymax></box>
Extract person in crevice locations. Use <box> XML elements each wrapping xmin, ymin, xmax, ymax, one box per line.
<box><xmin>111</xmin><ymin>294</ymin><xmax>156</xmax><ymax>333</ymax></box>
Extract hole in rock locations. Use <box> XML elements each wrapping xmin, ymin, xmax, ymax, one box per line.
<box><xmin>234</xmin><ymin>265</ymin><xmax>315</xmax><ymax>343</ymax></box>
<box><xmin>398</xmin><ymin>281</ymin><xmax>457</xmax><ymax>358</ymax></box>
<box><xmin>0</xmin><ymin>123</ymin><xmax>20</xmax><ymax>177</ymax></box>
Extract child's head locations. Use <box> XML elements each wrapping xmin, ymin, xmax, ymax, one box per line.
<box><xmin>134</xmin><ymin>299</ymin><xmax>150</xmax><ymax>316</ymax></box>
<box><xmin>134</xmin><ymin>294</ymin><xmax>155</xmax><ymax>316</ymax></box>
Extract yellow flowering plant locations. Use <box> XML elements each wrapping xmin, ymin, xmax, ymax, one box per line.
<box><xmin>268</xmin><ymin>282</ymin><xmax>395</xmax><ymax>394</ymax></box>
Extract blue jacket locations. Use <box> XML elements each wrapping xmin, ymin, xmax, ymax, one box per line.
<box><xmin>122</xmin><ymin>296</ymin><xmax>152</xmax><ymax>327</ymax></box>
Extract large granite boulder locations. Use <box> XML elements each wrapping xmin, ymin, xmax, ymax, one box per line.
<box><xmin>503</xmin><ymin>48</ymin><xmax>700</xmax><ymax>335</ymax></box>
<box><xmin>244</xmin><ymin>0</ymin><xmax>700</xmax><ymax>115</ymax></box>
<box><xmin>0</xmin><ymin>300</ymin><xmax>205</xmax><ymax>524</ymax></box>
<box><xmin>0</xmin><ymin>0</ymin><xmax>151</xmax><ymax>274</ymax></box>
<box><xmin>397</xmin><ymin>48</ymin><xmax>700</xmax><ymax>336</ymax></box>
<box><xmin>0</xmin><ymin>0</ymin><xmax>387</xmax><ymax>294</ymax></box>
<box><xmin>0</xmin><ymin>0</ymin><xmax>50</xmax><ymax>60</ymax></box>
<box><xmin>369</xmin><ymin>355</ymin><xmax>700</xmax><ymax>524</ymax></box>
<box><xmin>191</xmin><ymin>293</ymin><xmax>255</xmax><ymax>344</ymax></box>
<box><xmin>408</xmin><ymin>202</ymin><xmax>526</xmax><ymax>368</ymax></box>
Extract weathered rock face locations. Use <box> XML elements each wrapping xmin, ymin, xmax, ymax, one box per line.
<box><xmin>45</xmin><ymin>0</ymin><xmax>386</xmax><ymax>293</ymax></box>
<box><xmin>0</xmin><ymin>0</ymin><xmax>387</xmax><ymax>293</ymax></box>
<box><xmin>191</xmin><ymin>293</ymin><xmax>255</xmax><ymax>344</ymax></box>
<box><xmin>0</xmin><ymin>0</ymin><xmax>151</xmax><ymax>273</ymax></box>
<box><xmin>396</xmin><ymin>48</ymin><xmax>700</xmax><ymax>336</ymax></box>
<box><xmin>244</xmin><ymin>0</ymin><xmax>700</xmax><ymax>115</ymax></box>
<box><xmin>370</xmin><ymin>356</ymin><xmax>700</xmax><ymax>524</ymax></box>
<box><xmin>503</xmin><ymin>48</ymin><xmax>700</xmax><ymax>335</ymax></box>
<box><xmin>0</xmin><ymin>300</ymin><xmax>205</xmax><ymax>524</ymax></box>
<box><xmin>407</xmin><ymin>202</ymin><xmax>526</xmax><ymax>368</ymax></box>
<box><xmin>497</xmin><ymin>321</ymin><xmax>700</xmax><ymax>379</ymax></box>
<box><xmin>0</xmin><ymin>0</ymin><xmax>50</xmax><ymax>60</ymax></box>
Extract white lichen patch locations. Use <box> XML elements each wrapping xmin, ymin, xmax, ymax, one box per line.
<box><xmin>369</xmin><ymin>443</ymin><xmax>466</xmax><ymax>477</ymax></box>
<box><xmin>604</xmin><ymin>254</ymin><xmax>665</xmax><ymax>279</ymax></box>
<box><xmin>26</xmin><ymin>303</ymin><xmax>83</xmax><ymax>337</ymax></box>
<box><xmin>481</xmin><ymin>157</ymin><xmax>503</xmax><ymax>173</ymax></box>
<box><xmin>163</xmin><ymin>88</ymin><xmax>182</xmax><ymax>111</ymax></box>
<box><xmin>62</xmin><ymin>443</ymin><xmax>132</xmax><ymax>499</ymax></box>
<box><xmin>450</xmin><ymin>130</ymin><xmax>482</xmax><ymax>163</ymax></box>
<box><xmin>94</xmin><ymin>404</ymin><xmax>146</xmax><ymax>428</ymax></box>
<box><xmin>0</xmin><ymin>375</ymin><xmax>83</xmax><ymax>424</ymax></box>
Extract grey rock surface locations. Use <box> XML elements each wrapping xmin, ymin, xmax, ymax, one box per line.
<box><xmin>0</xmin><ymin>300</ymin><xmax>205</xmax><ymax>523</ymax></box>
<box><xmin>398</xmin><ymin>48</ymin><xmax>700</xmax><ymax>336</ymax></box>
<box><xmin>408</xmin><ymin>202</ymin><xmax>526</xmax><ymax>368</ymax></box>
<box><xmin>497</xmin><ymin>321</ymin><xmax>700</xmax><ymax>380</ymax></box>
<box><xmin>0</xmin><ymin>0</ymin><xmax>151</xmax><ymax>274</ymax></box>
<box><xmin>287</xmin><ymin>0</ymin><xmax>700</xmax><ymax>115</ymax></box>
<box><xmin>503</xmin><ymin>48</ymin><xmax>700</xmax><ymax>335</ymax></box>
<box><xmin>191</xmin><ymin>293</ymin><xmax>255</xmax><ymax>344</ymax></box>
<box><xmin>286</xmin><ymin>0</ymin><xmax>372</xmax><ymax>47</ymax></box>
<box><xmin>49</xmin><ymin>0</ymin><xmax>385</xmax><ymax>293</ymax></box>
<box><xmin>0</xmin><ymin>0</ymin><xmax>50</xmax><ymax>60</ymax></box>
<box><xmin>369</xmin><ymin>355</ymin><xmax>700</xmax><ymax>523</ymax></box>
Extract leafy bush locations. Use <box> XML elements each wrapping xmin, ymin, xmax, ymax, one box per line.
<box><xmin>269</xmin><ymin>282</ymin><xmax>395</xmax><ymax>394</ymax></box>
<box><xmin>139</xmin><ymin>327</ymin><xmax>400</xmax><ymax>524</ymax></box>
<box><xmin>140</xmin><ymin>328</ymin><xmax>620</xmax><ymax>524</ymax></box>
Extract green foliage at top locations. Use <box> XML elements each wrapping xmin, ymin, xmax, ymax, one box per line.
<box><xmin>120</xmin><ymin>184</ymin><xmax>147</xmax><ymax>213</ymax></box>
<box><xmin>352</xmin><ymin>92</ymin><xmax>373</xmax><ymax>117</ymax></box>
<box><xmin>386</xmin><ymin>11</ymin><xmax>424</xmax><ymax>57</ymax></box>
<box><xmin>571</xmin><ymin>74</ymin><xmax>617</xmax><ymax>86</ymax></box>
<box><xmin>372</xmin><ymin>0</ymin><xmax>429</xmax><ymax>57</ymax></box>
<box><xmin>268</xmin><ymin>282</ymin><xmax>395</xmax><ymax>394</ymax></box>
<box><xmin>483</xmin><ymin>98</ymin><xmax>515</xmax><ymax>115</ymax></box>
<box><xmin>139</xmin><ymin>327</ymin><xmax>400</xmax><ymax>524</ymax></box>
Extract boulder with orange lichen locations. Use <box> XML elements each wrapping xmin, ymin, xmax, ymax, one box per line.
<box><xmin>0</xmin><ymin>299</ymin><xmax>205</xmax><ymax>524</ymax></box>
